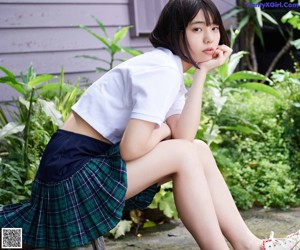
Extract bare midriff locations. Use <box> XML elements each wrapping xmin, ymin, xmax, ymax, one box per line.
<box><xmin>61</xmin><ymin>111</ymin><xmax>113</xmax><ymax>145</ymax></box>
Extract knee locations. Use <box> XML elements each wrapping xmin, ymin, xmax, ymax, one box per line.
<box><xmin>173</xmin><ymin>140</ymin><xmax>203</xmax><ymax>172</ymax></box>
<box><xmin>193</xmin><ymin>139</ymin><xmax>212</xmax><ymax>155</ymax></box>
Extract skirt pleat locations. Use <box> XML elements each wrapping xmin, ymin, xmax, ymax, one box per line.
<box><xmin>0</xmin><ymin>142</ymin><xmax>159</xmax><ymax>249</ymax></box>
<box><xmin>1</xmin><ymin>145</ymin><xmax>127</xmax><ymax>249</ymax></box>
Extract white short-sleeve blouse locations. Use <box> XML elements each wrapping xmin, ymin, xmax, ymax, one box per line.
<box><xmin>72</xmin><ymin>47</ymin><xmax>187</xmax><ymax>144</ymax></box>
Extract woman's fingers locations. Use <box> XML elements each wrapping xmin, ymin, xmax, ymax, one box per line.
<box><xmin>197</xmin><ymin>45</ymin><xmax>233</xmax><ymax>72</ymax></box>
<box><xmin>212</xmin><ymin>45</ymin><xmax>232</xmax><ymax>63</ymax></box>
<box><xmin>217</xmin><ymin>45</ymin><xmax>233</xmax><ymax>59</ymax></box>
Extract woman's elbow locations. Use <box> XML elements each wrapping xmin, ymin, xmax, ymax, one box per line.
<box><xmin>119</xmin><ymin>142</ymin><xmax>144</xmax><ymax>162</ymax></box>
<box><xmin>171</xmin><ymin>131</ymin><xmax>195</xmax><ymax>142</ymax></box>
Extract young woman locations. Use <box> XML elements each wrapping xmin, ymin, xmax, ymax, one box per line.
<box><xmin>1</xmin><ymin>0</ymin><xmax>299</xmax><ymax>249</ymax></box>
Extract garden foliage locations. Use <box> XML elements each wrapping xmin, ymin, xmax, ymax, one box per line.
<box><xmin>0</xmin><ymin>66</ymin><xmax>83</xmax><ymax>204</ymax></box>
<box><xmin>0</xmin><ymin>17</ymin><xmax>299</xmax><ymax>238</ymax></box>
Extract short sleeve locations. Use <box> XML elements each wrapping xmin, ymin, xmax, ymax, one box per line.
<box><xmin>130</xmin><ymin>66</ymin><xmax>182</xmax><ymax>126</ymax></box>
<box><xmin>165</xmin><ymin>84</ymin><xmax>187</xmax><ymax>118</ymax></box>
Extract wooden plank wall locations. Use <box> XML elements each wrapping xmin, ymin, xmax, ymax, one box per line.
<box><xmin>0</xmin><ymin>0</ymin><xmax>153</xmax><ymax>101</ymax></box>
<box><xmin>0</xmin><ymin>0</ymin><xmax>235</xmax><ymax>102</ymax></box>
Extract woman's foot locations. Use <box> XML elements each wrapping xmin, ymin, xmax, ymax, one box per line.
<box><xmin>260</xmin><ymin>230</ymin><xmax>300</xmax><ymax>250</ymax></box>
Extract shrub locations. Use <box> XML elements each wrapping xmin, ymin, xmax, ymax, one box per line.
<box><xmin>0</xmin><ymin>66</ymin><xmax>83</xmax><ymax>204</ymax></box>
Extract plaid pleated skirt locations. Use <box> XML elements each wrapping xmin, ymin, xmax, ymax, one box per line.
<box><xmin>0</xmin><ymin>129</ymin><xmax>159</xmax><ymax>249</ymax></box>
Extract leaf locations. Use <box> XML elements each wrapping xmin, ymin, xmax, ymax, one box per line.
<box><xmin>255</xmin><ymin>7</ymin><xmax>263</xmax><ymax>27</ymax></box>
<box><xmin>228</xmin><ymin>51</ymin><xmax>248</xmax><ymax>76</ymax></box>
<box><xmin>159</xmin><ymin>191</ymin><xmax>177</xmax><ymax>218</ymax></box>
<box><xmin>0</xmin><ymin>66</ymin><xmax>15</xmax><ymax>78</ymax></box>
<box><xmin>237</xmin><ymin>15</ymin><xmax>250</xmax><ymax>33</ymax></box>
<box><xmin>261</xmin><ymin>11</ymin><xmax>277</xmax><ymax>25</ymax></box>
<box><xmin>209</xmin><ymin>87</ymin><xmax>228</xmax><ymax>114</ymax></box>
<box><xmin>0</xmin><ymin>122</ymin><xmax>25</xmax><ymax>139</ymax></box>
<box><xmin>110</xmin><ymin>220</ymin><xmax>132</xmax><ymax>239</ymax></box>
<box><xmin>204</xmin><ymin>125</ymin><xmax>221</xmax><ymax>146</ymax></box>
<box><xmin>291</xmin><ymin>39</ymin><xmax>300</xmax><ymax>49</ymax></box>
<box><xmin>110</xmin><ymin>43</ymin><xmax>121</xmax><ymax>54</ymax></box>
<box><xmin>143</xmin><ymin>220</ymin><xmax>157</xmax><ymax>228</ymax></box>
<box><xmin>38</xmin><ymin>99</ymin><xmax>63</xmax><ymax>126</ymax></box>
<box><xmin>281</xmin><ymin>11</ymin><xmax>300</xmax><ymax>29</ymax></box>
<box><xmin>96</xmin><ymin>67</ymin><xmax>109</xmax><ymax>72</ymax></box>
<box><xmin>40</xmin><ymin>82</ymin><xmax>75</xmax><ymax>93</ymax></box>
<box><xmin>28</xmin><ymin>75</ymin><xmax>54</xmax><ymax>88</ymax></box>
<box><xmin>238</xmin><ymin>82</ymin><xmax>281</xmax><ymax>98</ymax></box>
<box><xmin>92</xmin><ymin>16</ymin><xmax>108</xmax><ymax>37</ymax></box>
<box><xmin>0</xmin><ymin>76</ymin><xmax>25</xmax><ymax>95</ymax></box>
<box><xmin>79</xmin><ymin>24</ymin><xmax>111</xmax><ymax>48</ymax></box>
<box><xmin>24</xmin><ymin>179</ymin><xmax>33</xmax><ymax>185</ymax></box>
<box><xmin>271</xmin><ymin>69</ymin><xmax>287</xmax><ymax>82</ymax></box>
<box><xmin>230</xmin><ymin>28</ymin><xmax>239</xmax><ymax>47</ymax></box>
<box><xmin>113</xmin><ymin>26</ymin><xmax>131</xmax><ymax>44</ymax></box>
<box><xmin>19</xmin><ymin>96</ymin><xmax>30</xmax><ymax>109</ymax></box>
<box><xmin>281</xmin><ymin>10</ymin><xmax>295</xmax><ymax>23</ymax></box>
<box><xmin>122</xmin><ymin>47</ymin><xmax>143</xmax><ymax>56</ymax></box>
<box><xmin>227</xmin><ymin>71</ymin><xmax>269</xmax><ymax>82</ymax></box>
<box><xmin>217</xmin><ymin>62</ymin><xmax>228</xmax><ymax>82</ymax></box>
<box><xmin>255</xmin><ymin>25</ymin><xmax>264</xmax><ymax>47</ymax></box>
<box><xmin>219</xmin><ymin>125</ymin><xmax>260</xmax><ymax>135</ymax></box>
<box><xmin>290</xmin><ymin>77</ymin><xmax>300</xmax><ymax>85</ymax></box>
<box><xmin>222</xmin><ymin>8</ymin><xmax>244</xmax><ymax>20</ymax></box>
<box><xmin>26</xmin><ymin>66</ymin><xmax>35</xmax><ymax>83</ymax></box>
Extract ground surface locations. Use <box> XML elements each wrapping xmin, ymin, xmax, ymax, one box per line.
<box><xmin>83</xmin><ymin>206</ymin><xmax>300</xmax><ymax>250</ymax></box>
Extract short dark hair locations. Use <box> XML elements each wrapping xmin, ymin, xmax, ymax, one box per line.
<box><xmin>149</xmin><ymin>0</ymin><xmax>230</xmax><ymax>68</ymax></box>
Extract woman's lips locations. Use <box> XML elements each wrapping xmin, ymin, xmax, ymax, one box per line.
<box><xmin>202</xmin><ymin>48</ymin><xmax>215</xmax><ymax>55</ymax></box>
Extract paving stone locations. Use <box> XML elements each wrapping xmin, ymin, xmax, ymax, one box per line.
<box><xmin>85</xmin><ymin>207</ymin><xmax>300</xmax><ymax>250</ymax></box>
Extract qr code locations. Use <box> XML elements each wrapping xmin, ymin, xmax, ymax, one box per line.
<box><xmin>1</xmin><ymin>228</ymin><xmax>22</xmax><ymax>249</ymax></box>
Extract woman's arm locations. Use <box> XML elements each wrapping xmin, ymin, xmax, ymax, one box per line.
<box><xmin>167</xmin><ymin>68</ymin><xmax>206</xmax><ymax>141</ymax></box>
<box><xmin>120</xmin><ymin>119</ymin><xmax>171</xmax><ymax>162</ymax></box>
<box><xmin>167</xmin><ymin>45</ymin><xmax>232</xmax><ymax>141</ymax></box>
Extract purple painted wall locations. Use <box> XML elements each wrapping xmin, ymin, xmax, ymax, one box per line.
<box><xmin>0</xmin><ymin>0</ymin><xmax>236</xmax><ymax>102</ymax></box>
<box><xmin>0</xmin><ymin>1</ymin><xmax>152</xmax><ymax>87</ymax></box>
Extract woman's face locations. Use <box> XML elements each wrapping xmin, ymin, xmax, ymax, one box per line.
<box><xmin>185</xmin><ymin>9</ymin><xmax>221</xmax><ymax>64</ymax></box>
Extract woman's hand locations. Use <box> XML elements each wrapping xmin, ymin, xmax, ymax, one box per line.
<box><xmin>169</xmin><ymin>45</ymin><xmax>232</xmax><ymax>141</ymax></box>
<box><xmin>197</xmin><ymin>45</ymin><xmax>232</xmax><ymax>73</ymax></box>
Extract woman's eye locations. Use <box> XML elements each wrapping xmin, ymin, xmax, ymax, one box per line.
<box><xmin>212</xmin><ymin>26</ymin><xmax>220</xmax><ymax>31</ymax></box>
<box><xmin>193</xmin><ymin>28</ymin><xmax>202</xmax><ymax>32</ymax></box>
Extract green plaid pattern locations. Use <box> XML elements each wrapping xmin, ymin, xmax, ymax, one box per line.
<box><xmin>124</xmin><ymin>184</ymin><xmax>160</xmax><ymax>211</ymax></box>
<box><xmin>0</xmin><ymin>144</ymin><xmax>159</xmax><ymax>249</ymax></box>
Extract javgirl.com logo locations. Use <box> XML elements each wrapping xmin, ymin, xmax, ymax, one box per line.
<box><xmin>246</xmin><ymin>1</ymin><xmax>299</xmax><ymax>9</ymax></box>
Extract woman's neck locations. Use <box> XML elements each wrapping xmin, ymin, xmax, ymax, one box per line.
<box><xmin>181</xmin><ymin>60</ymin><xmax>193</xmax><ymax>72</ymax></box>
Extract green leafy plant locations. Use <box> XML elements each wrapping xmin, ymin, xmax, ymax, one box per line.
<box><xmin>214</xmin><ymin>71</ymin><xmax>300</xmax><ymax>209</ymax></box>
<box><xmin>0</xmin><ymin>66</ymin><xmax>82</xmax><ymax>204</ymax></box>
<box><xmin>149</xmin><ymin>182</ymin><xmax>178</xmax><ymax>220</ymax></box>
<box><xmin>195</xmin><ymin>29</ymin><xmax>279</xmax><ymax>145</ymax></box>
<box><xmin>271</xmin><ymin>69</ymin><xmax>300</xmax><ymax>175</ymax></box>
<box><xmin>108</xmin><ymin>220</ymin><xmax>133</xmax><ymax>239</ymax></box>
<box><xmin>223</xmin><ymin>0</ymin><xmax>278</xmax><ymax>71</ymax></box>
<box><xmin>282</xmin><ymin>10</ymin><xmax>300</xmax><ymax>30</ymax></box>
<box><xmin>264</xmin><ymin>10</ymin><xmax>300</xmax><ymax>77</ymax></box>
<box><xmin>78</xmin><ymin>16</ymin><xmax>142</xmax><ymax>72</ymax></box>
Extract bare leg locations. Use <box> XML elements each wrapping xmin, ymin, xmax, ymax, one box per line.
<box><xmin>125</xmin><ymin>139</ymin><xmax>262</xmax><ymax>250</ymax></box>
<box><xmin>126</xmin><ymin>139</ymin><xmax>228</xmax><ymax>249</ymax></box>
<box><xmin>193</xmin><ymin>140</ymin><xmax>262</xmax><ymax>250</ymax></box>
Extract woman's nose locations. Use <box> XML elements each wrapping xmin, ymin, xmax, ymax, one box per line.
<box><xmin>203</xmin><ymin>32</ymin><xmax>213</xmax><ymax>44</ymax></box>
